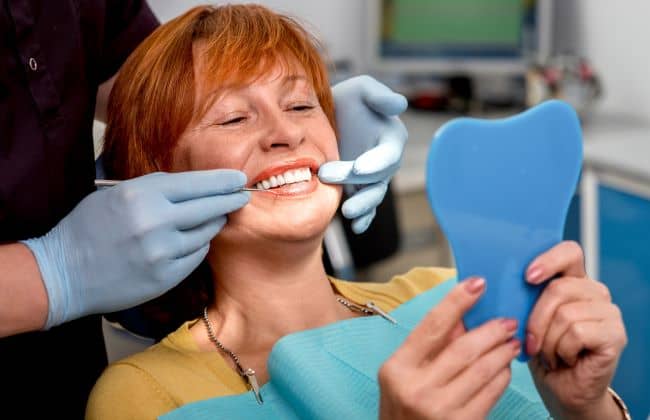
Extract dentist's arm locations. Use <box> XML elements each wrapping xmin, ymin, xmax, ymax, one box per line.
<box><xmin>319</xmin><ymin>76</ymin><xmax>408</xmax><ymax>233</ymax></box>
<box><xmin>1</xmin><ymin>170</ymin><xmax>248</xmax><ymax>336</ymax></box>
<box><xmin>0</xmin><ymin>244</ymin><xmax>49</xmax><ymax>336</ymax></box>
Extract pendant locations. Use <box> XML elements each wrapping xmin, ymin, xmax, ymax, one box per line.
<box><xmin>365</xmin><ymin>301</ymin><xmax>398</xmax><ymax>324</ymax></box>
<box><xmin>244</xmin><ymin>368</ymin><xmax>264</xmax><ymax>404</ymax></box>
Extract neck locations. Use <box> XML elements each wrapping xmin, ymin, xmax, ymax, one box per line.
<box><xmin>202</xmin><ymin>235</ymin><xmax>351</xmax><ymax>354</ymax></box>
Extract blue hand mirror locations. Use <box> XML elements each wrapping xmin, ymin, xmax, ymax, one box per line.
<box><xmin>425</xmin><ymin>100</ymin><xmax>583</xmax><ymax>361</ymax></box>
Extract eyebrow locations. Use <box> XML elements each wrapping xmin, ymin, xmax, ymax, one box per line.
<box><xmin>281</xmin><ymin>74</ymin><xmax>309</xmax><ymax>89</ymax></box>
<box><xmin>202</xmin><ymin>74</ymin><xmax>308</xmax><ymax>103</ymax></box>
<box><xmin>197</xmin><ymin>73</ymin><xmax>312</xmax><ymax>121</ymax></box>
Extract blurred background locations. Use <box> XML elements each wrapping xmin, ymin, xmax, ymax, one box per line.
<box><xmin>97</xmin><ymin>1</ymin><xmax>649</xmax><ymax>417</ymax></box>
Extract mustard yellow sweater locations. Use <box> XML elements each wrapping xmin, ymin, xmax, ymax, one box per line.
<box><xmin>86</xmin><ymin>267</ymin><xmax>455</xmax><ymax>420</ymax></box>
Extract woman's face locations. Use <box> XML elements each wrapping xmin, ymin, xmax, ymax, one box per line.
<box><xmin>172</xmin><ymin>60</ymin><xmax>341</xmax><ymax>245</ymax></box>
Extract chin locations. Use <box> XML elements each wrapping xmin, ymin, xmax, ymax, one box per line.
<box><xmin>268</xmin><ymin>209</ymin><xmax>334</xmax><ymax>242</ymax></box>
<box><xmin>221</xmin><ymin>184</ymin><xmax>341</xmax><ymax>246</ymax></box>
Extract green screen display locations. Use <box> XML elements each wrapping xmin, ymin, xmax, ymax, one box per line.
<box><xmin>383</xmin><ymin>0</ymin><xmax>524</xmax><ymax>47</ymax></box>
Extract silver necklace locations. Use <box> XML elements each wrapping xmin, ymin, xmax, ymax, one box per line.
<box><xmin>201</xmin><ymin>297</ymin><xmax>396</xmax><ymax>405</ymax></box>
<box><xmin>335</xmin><ymin>296</ymin><xmax>398</xmax><ymax>324</ymax></box>
<box><xmin>202</xmin><ymin>307</ymin><xmax>264</xmax><ymax>405</ymax></box>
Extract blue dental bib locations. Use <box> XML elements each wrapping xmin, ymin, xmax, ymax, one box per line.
<box><xmin>426</xmin><ymin>100</ymin><xmax>583</xmax><ymax>361</ymax></box>
<box><xmin>161</xmin><ymin>279</ymin><xmax>548</xmax><ymax>419</ymax></box>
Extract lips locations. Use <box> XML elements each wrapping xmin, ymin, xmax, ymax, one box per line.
<box><xmin>249</xmin><ymin>157</ymin><xmax>320</xmax><ymax>187</ymax></box>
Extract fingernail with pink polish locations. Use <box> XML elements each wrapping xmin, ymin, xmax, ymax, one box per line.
<box><xmin>526</xmin><ymin>332</ymin><xmax>537</xmax><ymax>355</ymax></box>
<box><xmin>526</xmin><ymin>265</ymin><xmax>544</xmax><ymax>283</ymax></box>
<box><xmin>465</xmin><ymin>277</ymin><xmax>485</xmax><ymax>294</ymax></box>
<box><xmin>501</xmin><ymin>318</ymin><xmax>518</xmax><ymax>333</ymax></box>
<box><xmin>511</xmin><ymin>339</ymin><xmax>522</xmax><ymax>354</ymax></box>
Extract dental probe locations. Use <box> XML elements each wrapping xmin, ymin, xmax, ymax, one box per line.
<box><xmin>94</xmin><ymin>179</ymin><xmax>268</xmax><ymax>192</ymax></box>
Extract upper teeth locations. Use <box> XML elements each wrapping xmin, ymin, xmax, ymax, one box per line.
<box><xmin>256</xmin><ymin>167</ymin><xmax>312</xmax><ymax>190</ymax></box>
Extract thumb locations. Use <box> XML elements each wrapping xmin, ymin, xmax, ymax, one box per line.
<box><xmin>317</xmin><ymin>160</ymin><xmax>355</xmax><ymax>183</ymax></box>
<box><xmin>361</xmin><ymin>77</ymin><xmax>408</xmax><ymax>116</ymax></box>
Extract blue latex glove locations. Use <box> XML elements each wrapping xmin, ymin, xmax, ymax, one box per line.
<box><xmin>319</xmin><ymin>75</ymin><xmax>408</xmax><ymax>234</ymax></box>
<box><xmin>22</xmin><ymin>170</ymin><xmax>249</xmax><ymax>329</ymax></box>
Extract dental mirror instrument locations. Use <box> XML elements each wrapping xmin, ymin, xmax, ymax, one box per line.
<box><xmin>94</xmin><ymin>179</ymin><xmax>271</xmax><ymax>192</ymax></box>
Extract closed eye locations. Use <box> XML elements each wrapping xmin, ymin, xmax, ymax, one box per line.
<box><xmin>290</xmin><ymin>105</ymin><xmax>315</xmax><ymax>112</ymax></box>
<box><xmin>219</xmin><ymin>116</ymin><xmax>247</xmax><ymax>126</ymax></box>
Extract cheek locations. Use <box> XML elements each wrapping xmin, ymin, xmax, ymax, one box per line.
<box><xmin>174</xmin><ymin>137</ymin><xmax>247</xmax><ymax>171</ymax></box>
<box><xmin>315</xmin><ymin>124</ymin><xmax>339</xmax><ymax>161</ymax></box>
<box><xmin>326</xmin><ymin>139</ymin><xmax>340</xmax><ymax>161</ymax></box>
<box><xmin>187</xmin><ymin>146</ymin><xmax>228</xmax><ymax>170</ymax></box>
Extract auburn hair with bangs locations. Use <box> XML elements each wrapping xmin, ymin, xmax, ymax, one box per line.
<box><xmin>102</xmin><ymin>3</ymin><xmax>335</xmax><ymax>179</ymax></box>
<box><xmin>100</xmin><ymin>4</ymin><xmax>335</xmax><ymax>339</ymax></box>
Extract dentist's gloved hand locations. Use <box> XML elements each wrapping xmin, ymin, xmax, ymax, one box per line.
<box><xmin>22</xmin><ymin>170</ymin><xmax>249</xmax><ymax>329</ymax></box>
<box><xmin>319</xmin><ymin>75</ymin><xmax>408</xmax><ymax>234</ymax></box>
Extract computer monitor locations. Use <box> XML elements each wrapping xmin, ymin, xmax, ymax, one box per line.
<box><xmin>365</xmin><ymin>0</ymin><xmax>553</xmax><ymax>76</ymax></box>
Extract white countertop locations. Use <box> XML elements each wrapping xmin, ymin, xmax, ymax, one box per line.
<box><xmin>582</xmin><ymin>114</ymin><xmax>650</xmax><ymax>182</ymax></box>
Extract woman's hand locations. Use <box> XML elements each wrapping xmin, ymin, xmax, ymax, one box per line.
<box><xmin>378</xmin><ymin>277</ymin><xmax>521</xmax><ymax>419</ymax></box>
<box><xmin>525</xmin><ymin>241</ymin><xmax>628</xmax><ymax>419</ymax></box>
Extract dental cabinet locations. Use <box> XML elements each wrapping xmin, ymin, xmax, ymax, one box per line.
<box><xmin>568</xmin><ymin>116</ymin><xmax>650</xmax><ymax>420</ymax></box>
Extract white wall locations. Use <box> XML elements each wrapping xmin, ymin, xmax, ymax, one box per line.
<box><xmin>572</xmin><ymin>0</ymin><xmax>650</xmax><ymax>121</ymax></box>
<box><xmin>147</xmin><ymin>0</ymin><xmax>365</xmax><ymax>71</ymax></box>
<box><xmin>147</xmin><ymin>1</ymin><xmax>650</xmax><ymax>121</ymax></box>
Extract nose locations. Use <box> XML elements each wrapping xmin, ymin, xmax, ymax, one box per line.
<box><xmin>259</xmin><ymin>110</ymin><xmax>305</xmax><ymax>151</ymax></box>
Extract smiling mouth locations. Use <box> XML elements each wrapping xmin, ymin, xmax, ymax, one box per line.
<box><xmin>254</xmin><ymin>167</ymin><xmax>312</xmax><ymax>190</ymax></box>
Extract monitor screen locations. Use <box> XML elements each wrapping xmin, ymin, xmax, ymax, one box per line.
<box><xmin>366</xmin><ymin>0</ymin><xmax>548</xmax><ymax>75</ymax></box>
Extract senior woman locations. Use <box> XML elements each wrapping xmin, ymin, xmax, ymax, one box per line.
<box><xmin>86</xmin><ymin>4</ymin><xmax>628</xmax><ymax>420</ymax></box>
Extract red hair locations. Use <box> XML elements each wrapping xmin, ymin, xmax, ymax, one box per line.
<box><xmin>102</xmin><ymin>4</ymin><xmax>335</xmax><ymax>179</ymax></box>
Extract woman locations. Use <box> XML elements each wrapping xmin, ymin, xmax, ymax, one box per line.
<box><xmin>86</xmin><ymin>4</ymin><xmax>629</xmax><ymax>419</ymax></box>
